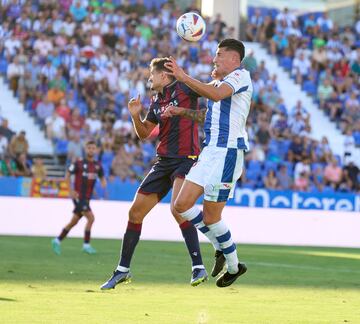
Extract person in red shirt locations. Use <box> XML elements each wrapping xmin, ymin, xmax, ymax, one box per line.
<box><xmin>67</xmin><ymin>107</ymin><xmax>85</xmax><ymax>136</ymax></box>
<box><xmin>51</xmin><ymin>140</ymin><xmax>106</xmax><ymax>255</ymax></box>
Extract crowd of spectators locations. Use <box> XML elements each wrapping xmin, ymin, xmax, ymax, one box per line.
<box><xmin>0</xmin><ymin>1</ymin><xmax>358</xmax><ymax>193</ymax></box>
<box><xmin>243</xmin><ymin>7</ymin><xmax>359</xmax><ymax>193</ymax></box>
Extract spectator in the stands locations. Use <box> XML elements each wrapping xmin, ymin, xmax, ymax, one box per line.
<box><xmin>7</xmin><ymin>56</ymin><xmax>24</xmax><ymax>95</ymax></box>
<box><xmin>31</xmin><ymin>158</ymin><xmax>47</xmax><ymax>179</ymax></box>
<box><xmin>113</xmin><ymin>110</ymin><xmax>133</xmax><ymax>138</ymax></box>
<box><xmin>294</xmin><ymin>156</ymin><xmax>311</xmax><ymax>181</ymax></box>
<box><xmin>291</xmin><ymin>52</ymin><xmax>311</xmax><ymax>84</ymax></box>
<box><xmin>294</xmin><ymin>171</ymin><xmax>310</xmax><ymax>192</ymax></box>
<box><xmin>0</xmin><ymin>132</ymin><xmax>8</xmax><ymax>159</ymax></box>
<box><xmin>277</xmin><ymin>164</ymin><xmax>293</xmax><ymax>190</ymax></box>
<box><xmin>0</xmin><ymin>154</ymin><xmax>17</xmax><ymax>176</ymax></box>
<box><xmin>324</xmin><ymin>157</ymin><xmax>343</xmax><ymax>189</ymax></box>
<box><xmin>324</xmin><ymin>91</ymin><xmax>342</xmax><ymax>121</ymax></box>
<box><xmin>270</xmin><ymin>30</ymin><xmax>289</xmax><ymax>55</ymax></box>
<box><xmin>67</xmin><ymin>133</ymin><xmax>83</xmax><ymax>162</ymax></box>
<box><xmin>288</xmin><ymin>135</ymin><xmax>304</xmax><ymax>163</ymax></box>
<box><xmin>56</xmin><ymin>99</ymin><xmax>71</xmax><ymax>122</ymax></box>
<box><xmin>85</xmin><ymin>112</ymin><xmax>102</xmax><ymax>136</ymax></box>
<box><xmin>36</xmin><ymin>97</ymin><xmax>55</xmax><ymax>124</ymax></box>
<box><xmin>256</xmin><ymin>121</ymin><xmax>272</xmax><ymax>151</ymax></box>
<box><xmin>0</xmin><ymin>119</ymin><xmax>15</xmax><ymax>142</ymax></box>
<box><xmin>317</xmin><ymin>79</ymin><xmax>334</xmax><ymax>109</ymax></box>
<box><xmin>342</xmin><ymin>161</ymin><xmax>359</xmax><ymax>191</ymax></box>
<box><xmin>316</xmin><ymin>12</ymin><xmax>334</xmax><ymax>33</ymax></box>
<box><xmin>67</xmin><ymin>108</ymin><xmax>84</xmax><ymax>137</ymax></box>
<box><xmin>14</xmin><ymin>152</ymin><xmax>31</xmax><ymax>177</ymax></box>
<box><xmin>9</xmin><ymin>131</ymin><xmax>28</xmax><ymax>158</ymax></box>
<box><xmin>111</xmin><ymin>144</ymin><xmax>135</xmax><ymax>181</ymax></box>
<box><xmin>46</xmin><ymin>111</ymin><xmax>66</xmax><ymax>140</ymax></box>
<box><xmin>263</xmin><ymin>170</ymin><xmax>280</xmax><ymax>190</ymax></box>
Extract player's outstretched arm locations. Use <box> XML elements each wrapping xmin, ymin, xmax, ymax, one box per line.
<box><xmin>165</xmin><ymin>57</ymin><xmax>233</xmax><ymax>102</ymax></box>
<box><xmin>128</xmin><ymin>95</ymin><xmax>156</xmax><ymax>140</ymax></box>
<box><xmin>162</xmin><ymin>106</ymin><xmax>207</xmax><ymax>124</ymax></box>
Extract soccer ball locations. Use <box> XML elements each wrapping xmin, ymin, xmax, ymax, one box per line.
<box><xmin>176</xmin><ymin>12</ymin><xmax>206</xmax><ymax>42</ymax></box>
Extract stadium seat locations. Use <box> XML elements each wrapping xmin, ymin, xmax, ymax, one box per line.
<box><xmin>279</xmin><ymin>56</ymin><xmax>292</xmax><ymax>71</ymax></box>
<box><xmin>248</xmin><ymin>160</ymin><xmax>262</xmax><ymax>173</ymax></box>
<box><xmin>264</xmin><ymin>160</ymin><xmax>279</xmax><ymax>173</ymax></box>
<box><xmin>353</xmin><ymin>131</ymin><xmax>360</xmax><ymax>147</ymax></box>
<box><xmin>302</xmin><ymin>80</ymin><xmax>317</xmax><ymax>96</ymax></box>
<box><xmin>55</xmin><ymin>139</ymin><xmax>69</xmax><ymax>155</ymax></box>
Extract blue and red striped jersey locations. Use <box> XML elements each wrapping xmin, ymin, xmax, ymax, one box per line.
<box><xmin>145</xmin><ymin>81</ymin><xmax>200</xmax><ymax>158</ymax></box>
<box><xmin>68</xmin><ymin>159</ymin><xmax>104</xmax><ymax>200</ymax></box>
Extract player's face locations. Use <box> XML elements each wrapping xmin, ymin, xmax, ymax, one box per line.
<box><xmin>148</xmin><ymin>67</ymin><xmax>165</xmax><ymax>92</ymax></box>
<box><xmin>212</xmin><ymin>47</ymin><xmax>236</xmax><ymax>78</ymax></box>
<box><xmin>85</xmin><ymin>144</ymin><xmax>97</xmax><ymax>159</ymax></box>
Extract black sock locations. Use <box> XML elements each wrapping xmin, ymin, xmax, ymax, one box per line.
<box><xmin>180</xmin><ymin>221</ymin><xmax>203</xmax><ymax>267</ymax></box>
<box><xmin>119</xmin><ymin>222</ymin><xmax>142</xmax><ymax>268</ymax></box>
<box><xmin>84</xmin><ymin>230</ymin><xmax>91</xmax><ymax>244</ymax></box>
<box><xmin>58</xmin><ymin>228</ymin><xmax>69</xmax><ymax>241</ymax></box>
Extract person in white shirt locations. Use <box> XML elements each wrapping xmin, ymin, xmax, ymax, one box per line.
<box><xmin>164</xmin><ymin>39</ymin><xmax>252</xmax><ymax>287</ymax></box>
<box><xmin>4</xmin><ymin>34</ymin><xmax>21</xmax><ymax>56</ymax></box>
<box><xmin>291</xmin><ymin>53</ymin><xmax>311</xmax><ymax>84</ymax></box>
<box><xmin>0</xmin><ymin>133</ymin><xmax>8</xmax><ymax>159</ymax></box>
<box><xmin>85</xmin><ymin>113</ymin><xmax>102</xmax><ymax>135</ymax></box>
<box><xmin>113</xmin><ymin>110</ymin><xmax>133</xmax><ymax>137</ymax></box>
<box><xmin>45</xmin><ymin>111</ymin><xmax>66</xmax><ymax>140</ymax></box>
<box><xmin>7</xmin><ymin>56</ymin><xmax>24</xmax><ymax>94</ymax></box>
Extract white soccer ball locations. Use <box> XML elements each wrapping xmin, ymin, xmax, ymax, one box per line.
<box><xmin>176</xmin><ymin>12</ymin><xmax>206</xmax><ymax>42</ymax></box>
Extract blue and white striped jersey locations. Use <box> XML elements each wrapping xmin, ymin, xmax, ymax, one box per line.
<box><xmin>204</xmin><ymin>68</ymin><xmax>253</xmax><ymax>150</ymax></box>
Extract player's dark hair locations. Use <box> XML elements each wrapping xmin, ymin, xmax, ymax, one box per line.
<box><xmin>86</xmin><ymin>140</ymin><xmax>97</xmax><ymax>146</ymax></box>
<box><xmin>218</xmin><ymin>38</ymin><xmax>245</xmax><ymax>61</ymax></box>
<box><xmin>150</xmin><ymin>57</ymin><xmax>172</xmax><ymax>74</ymax></box>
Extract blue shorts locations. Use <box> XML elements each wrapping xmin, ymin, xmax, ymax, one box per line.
<box><xmin>138</xmin><ymin>157</ymin><xmax>196</xmax><ymax>200</ymax></box>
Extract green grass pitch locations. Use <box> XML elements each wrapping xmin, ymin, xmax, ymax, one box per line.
<box><xmin>0</xmin><ymin>236</ymin><xmax>359</xmax><ymax>323</ymax></box>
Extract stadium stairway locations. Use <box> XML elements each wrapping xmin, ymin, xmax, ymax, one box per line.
<box><xmin>245</xmin><ymin>42</ymin><xmax>345</xmax><ymax>158</ymax></box>
<box><xmin>0</xmin><ymin>77</ymin><xmax>53</xmax><ymax>155</ymax></box>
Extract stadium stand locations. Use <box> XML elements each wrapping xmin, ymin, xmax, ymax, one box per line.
<box><xmin>0</xmin><ymin>1</ymin><xmax>358</xmax><ymax>193</ymax></box>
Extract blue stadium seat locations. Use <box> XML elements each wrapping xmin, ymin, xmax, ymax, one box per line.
<box><xmin>0</xmin><ymin>58</ymin><xmax>8</xmax><ymax>75</ymax></box>
<box><xmin>55</xmin><ymin>139</ymin><xmax>69</xmax><ymax>155</ymax></box>
<box><xmin>248</xmin><ymin>160</ymin><xmax>262</xmax><ymax>173</ymax></box>
<box><xmin>302</xmin><ymin>80</ymin><xmax>317</xmax><ymax>96</ymax></box>
<box><xmin>101</xmin><ymin>151</ymin><xmax>114</xmax><ymax>165</ymax></box>
<box><xmin>353</xmin><ymin>131</ymin><xmax>360</xmax><ymax>146</ymax></box>
<box><xmin>264</xmin><ymin>160</ymin><xmax>278</xmax><ymax>172</ymax></box>
<box><xmin>279</xmin><ymin>56</ymin><xmax>292</xmax><ymax>71</ymax></box>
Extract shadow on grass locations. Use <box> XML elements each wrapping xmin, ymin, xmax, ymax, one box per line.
<box><xmin>0</xmin><ymin>236</ymin><xmax>360</xmax><ymax>290</ymax></box>
<box><xmin>0</xmin><ymin>297</ymin><xmax>17</xmax><ymax>302</ymax></box>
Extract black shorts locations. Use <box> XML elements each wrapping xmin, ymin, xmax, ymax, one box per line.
<box><xmin>73</xmin><ymin>199</ymin><xmax>91</xmax><ymax>215</ymax></box>
<box><xmin>139</xmin><ymin>157</ymin><xmax>196</xmax><ymax>200</ymax></box>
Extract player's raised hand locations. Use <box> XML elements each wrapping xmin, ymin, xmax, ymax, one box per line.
<box><xmin>164</xmin><ymin>57</ymin><xmax>186</xmax><ymax>82</ymax></box>
<box><xmin>128</xmin><ymin>94</ymin><xmax>142</xmax><ymax>117</ymax></box>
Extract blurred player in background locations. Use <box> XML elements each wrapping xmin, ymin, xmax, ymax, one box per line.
<box><xmin>101</xmin><ymin>58</ymin><xmax>207</xmax><ymax>290</ymax></box>
<box><xmin>164</xmin><ymin>39</ymin><xmax>252</xmax><ymax>287</ymax></box>
<box><xmin>51</xmin><ymin>140</ymin><xmax>106</xmax><ymax>255</ymax></box>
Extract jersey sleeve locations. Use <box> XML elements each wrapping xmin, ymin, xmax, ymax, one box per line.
<box><xmin>68</xmin><ymin>161</ymin><xmax>77</xmax><ymax>174</ymax></box>
<box><xmin>145</xmin><ymin>98</ymin><xmax>159</xmax><ymax>125</ymax></box>
<box><xmin>222</xmin><ymin>70</ymin><xmax>250</xmax><ymax>95</ymax></box>
<box><xmin>179</xmin><ymin>82</ymin><xmax>201</xmax><ymax>98</ymax></box>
